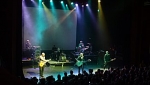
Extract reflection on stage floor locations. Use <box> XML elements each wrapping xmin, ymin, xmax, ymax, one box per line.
<box><xmin>23</xmin><ymin>64</ymin><xmax>105</xmax><ymax>80</ymax></box>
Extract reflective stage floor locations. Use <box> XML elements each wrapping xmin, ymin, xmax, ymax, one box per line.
<box><xmin>23</xmin><ymin>64</ymin><xmax>104</xmax><ymax>80</ymax></box>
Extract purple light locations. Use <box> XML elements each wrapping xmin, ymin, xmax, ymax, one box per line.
<box><xmin>82</xmin><ymin>5</ymin><xmax>84</xmax><ymax>7</ymax></box>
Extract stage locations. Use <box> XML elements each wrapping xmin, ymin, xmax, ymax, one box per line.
<box><xmin>23</xmin><ymin>64</ymin><xmax>104</xmax><ymax>80</ymax></box>
<box><xmin>22</xmin><ymin>52</ymin><xmax>105</xmax><ymax>80</ymax></box>
<box><xmin>22</xmin><ymin>50</ymin><xmax>101</xmax><ymax>68</ymax></box>
<box><xmin>22</xmin><ymin>50</ymin><xmax>122</xmax><ymax>79</ymax></box>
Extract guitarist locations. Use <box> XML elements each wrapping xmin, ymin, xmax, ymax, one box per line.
<box><xmin>103</xmin><ymin>51</ymin><xmax>111</xmax><ymax>70</ymax></box>
<box><xmin>76</xmin><ymin>52</ymin><xmax>85</xmax><ymax>74</ymax></box>
<box><xmin>39</xmin><ymin>52</ymin><xmax>49</xmax><ymax>78</ymax></box>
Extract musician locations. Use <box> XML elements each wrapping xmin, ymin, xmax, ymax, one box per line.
<box><xmin>78</xmin><ymin>41</ymin><xmax>84</xmax><ymax>47</ymax></box>
<box><xmin>103</xmin><ymin>51</ymin><xmax>111</xmax><ymax>70</ymax></box>
<box><xmin>25</xmin><ymin>40</ymin><xmax>33</xmax><ymax>59</ymax></box>
<box><xmin>57</xmin><ymin>47</ymin><xmax>61</xmax><ymax>60</ymax></box>
<box><xmin>25</xmin><ymin>40</ymin><xmax>32</xmax><ymax>49</ymax></box>
<box><xmin>78</xmin><ymin>41</ymin><xmax>85</xmax><ymax>53</ymax></box>
<box><xmin>86</xmin><ymin>43</ymin><xmax>92</xmax><ymax>54</ymax></box>
<box><xmin>39</xmin><ymin>52</ymin><xmax>49</xmax><ymax>78</ymax></box>
<box><xmin>76</xmin><ymin>52</ymin><xmax>85</xmax><ymax>74</ymax></box>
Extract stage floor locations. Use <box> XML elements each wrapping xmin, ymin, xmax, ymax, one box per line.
<box><xmin>23</xmin><ymin>64</ymin><xmax>105</xmax><ymax>80</ymax></box>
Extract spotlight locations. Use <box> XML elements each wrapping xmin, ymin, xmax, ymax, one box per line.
<box><xmin>98</xmin><ymin>0</ymin><xmax>101</xmax><ymax>2</ymax></box>
<box><xmin>50</xmin><ymin>0</ymin><xmax>52</xmax><ymax>2</ymax></box>
<box><xmin>86</xmin><ymin>4</ymin><xmax>88</xmax><ymax>6</ymax></box>
<box><xmin>71</xmin><ymin>2</ymin><xmax>73</xmax><ymax>5</ymax></box>
<box><xmin>75</xmin><ymin>4</ymin><xmax>78</xmax><ymax>6</ymax></box>
<box><xmin>61</xmin><ymin>1</ymin><xmax>63</xmax><ymax>3</ymax></box>
<box><xmin>82</xmin><ymin>5</ymin><xmax>84</xmax><ymax>7</ymax></box>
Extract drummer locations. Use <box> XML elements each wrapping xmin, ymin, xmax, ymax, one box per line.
<box><xmin>78</xmin><ymin>41</ymin><xmax>85</xmax><ymax>53</ymax></box>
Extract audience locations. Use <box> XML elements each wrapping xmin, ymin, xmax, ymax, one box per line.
<box><xmin>21</xmin><ymin>64</ymin><xmax>150</xmax><ymax>85</ymax></box>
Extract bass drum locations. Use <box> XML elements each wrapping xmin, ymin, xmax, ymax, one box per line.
<box><xmin>59</xmin><ymin>56</ymin><xmax>66</xmax><ymax>62</ymax></box>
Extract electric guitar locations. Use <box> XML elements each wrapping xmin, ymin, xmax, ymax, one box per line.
<box><xmin>75</xmin><ymin>58</ymin><xmax>91</xmax><ymax>67</ymax></box>
<box><xmin>39</xmin><ymin>59</ymin><xmax>51</xmax><ymax>67</ymax></box>
<box><xmin>104</xmin><ymin>58</ymin><xmax>116</xmax><ymax>66</ymax></box>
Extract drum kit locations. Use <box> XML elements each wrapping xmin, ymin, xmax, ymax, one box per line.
<box><xmin>59</xmin><ymin>52</ymin><xmax>67</xmax><ymax>62</ymax></box>
<box><xmin>23</xmin><ymin>46</ymin><xmax>41</xmax><ymax>60</ymax></box>
<box><xmin>59</xmin><ymin>55</ymin><xmax>66</xmax><ymax>62</ymax></box>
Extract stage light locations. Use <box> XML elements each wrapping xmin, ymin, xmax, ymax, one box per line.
<box><xmin>97</xmin><ymin>9</ymin><xmax>100</xmax><ymax>12</ymax></box>
<box><xmin>66</xmin><ymin>4</ymin><xmax>68</xmax><ymax>6</ymax></box>
<box><xmin>82</xmin><ymin>5</ymin><xmax>84</xmax><ymax>7</ymax></box>
<box><xmin>98</xmin><ymin>0</ymin><xmax>101</xmax><ymax>2</ymax></box>
<box><xmin>86</xmin><ymin>4</ymin><xmax>88</xmax><ymax>6</ymax></box>
<box><xmin>71</xmin><ymin>2</ymin><xmax>73</xmax><ymax>5</ymax></box>
<box><xmin>50</xmin><ymin>0</ymin><xmax>52</xmax><ymax>2</ymax></box>
<box><xmin>75</xmin><ymin>4</ymin><xmax>78</xmax><ymax>6</ymax></box>
<box><xmin>61</xmin><ymin>1</ymin><xmax>63</xmax><ymax>4</ymax></box>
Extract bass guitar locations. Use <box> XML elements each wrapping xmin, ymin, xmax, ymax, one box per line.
<box><xmin>75</xmin><ymin>58</ymin><xmax>91</xmax><ymax>67</ymax></box>
<box><xmin>104</xmin><ymin>58</ymin><xmax>116</xmax><ymax>66</ymax></box>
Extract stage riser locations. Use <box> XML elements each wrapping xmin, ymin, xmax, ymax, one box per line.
<box><xmin>22</xmin><ymin>60</ymin><xmax>98</xmax><ymax>68</ymax></box>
